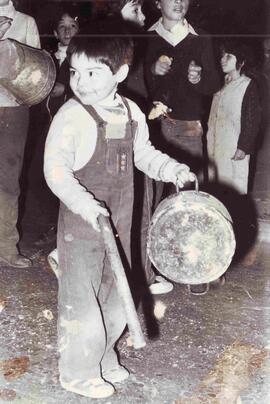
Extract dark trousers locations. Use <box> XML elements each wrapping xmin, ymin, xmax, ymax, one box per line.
<box><xmin>155</xmin><ymin>118</ymin><xmax>204</xmax><ymax>204</ymax></box>
<box><xmin>0</xmin><ymin>106</ymin><xmax>29</xmax><ymax>258</ymax></box>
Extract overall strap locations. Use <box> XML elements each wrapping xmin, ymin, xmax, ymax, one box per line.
<box><xmin>120</xmin><ymin>96</ymin><xmax>133</xmax><ymax>122</ymax></box>
<box><xmin>73</xmin><ymin>96</ymin><xmax>106</xmax><ymax>127</ymax></box>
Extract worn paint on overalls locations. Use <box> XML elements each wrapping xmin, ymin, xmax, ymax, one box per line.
<box><xmin>57</xmin><ymin>97</ymin><xmax>137</xmax><ymax>383</ymax></box>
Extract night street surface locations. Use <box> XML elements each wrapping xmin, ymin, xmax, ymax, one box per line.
<box><xmin>1</xmin><ymin>190</ymin><xmax>270</xmax><ymax>404</ymax></box>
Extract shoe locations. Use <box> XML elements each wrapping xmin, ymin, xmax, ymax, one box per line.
<box><xmin>60</xmin><ymin>377</ymin><xmax>114</xmax><ymax>398</ymax></box>
<box><xmin>0</xmin><ymin>254</ymin><xmax>32</xmax><ymax>268</ymax></box>
<box><xmin>47</xmin><ymin>248</ymin><xmax>59</xmax><ymax>278</ymax></box>
<box><xmin>187</xmin><ymin>283</ymin><xmax>209</xmax><ymax>295</ymax></box>
<box><xmin>149</xmin><ymin>276</ymin><xmax>174</xmax><ymax>295</ymax></box>
<box><xmin>103</xmin><ymin>366</ymin><xmax>129</xmax><ymax>383</ymax></box>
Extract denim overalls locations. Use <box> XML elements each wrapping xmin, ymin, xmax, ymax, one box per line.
<box><xmin>57</xmin><ymin>97</ymin><xmax>136</xmax><ymax>383</ymax></box>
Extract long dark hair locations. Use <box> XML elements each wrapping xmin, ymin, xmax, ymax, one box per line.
<box><xmin>220</xmin><ymin>39</ymin><xmax>256</xmax><ymax>77</ymax></box>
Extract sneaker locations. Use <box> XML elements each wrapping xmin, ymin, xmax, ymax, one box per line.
<box><xmin>103</xmin><ymin>366</ymin><xmax>129</xmax><ymax>383</ymax></box>
<box><xmin>149</xmin><ymin>276</ymin><xmax>174</xmax><ymax>295</ymax></box>
<box><xmin>60</xmin><ymin>377</ymin><xmax>114</xmax><ymax>398</ymax></box>
<box><xmin>47</xmin><ymin>248</ymin><xmax>59</xmax><ymax>278</ymax></box>
<box><xmin>0</xmin><ymin>253</ymin><xmax>32</xmax><ymax>268</ymax></box>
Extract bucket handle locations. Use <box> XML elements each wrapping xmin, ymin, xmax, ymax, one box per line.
<box><xmin>176</xmin><ymin>172</ymin><xmax>199</xmax><ymax>193</ymax></box>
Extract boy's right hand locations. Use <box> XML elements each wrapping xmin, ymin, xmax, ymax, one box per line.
<box><xmin>153</xmin><ymin>55</ymin><xmax>173</xmax><ymax>76</ymax></box>
<box><xmin>82</xmin><ymin>200</ymin><xmax>109</xmax><ymax>232</ymax></box>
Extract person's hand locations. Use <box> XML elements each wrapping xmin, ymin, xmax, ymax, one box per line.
<box><xmin>0</xmin><ymin>16</ymin><xmax>12</xmax><ymax>39</ymax></box>
<box><xmin>50</xmin><ymin>82</ymin><xmax>65</xmax><ymax>98</ymax></box>
<box><xmin>232</xmin><ymin>148</ymin><xmax>246</xmax><ymax>161</ymax></box>
<box><xmin>153</xmin><ymin>55</ymin><xmax>173</xmax><ymax>76</ymax></box>
<box><xmin>173</xmin><ymin>164</ymin><xmax>195</xmax><ymax>188</ymax></box>
<box><xmin>188</xmin><ymin>60</ymin><xmax>202</xmax><ymax>84</ymax></box>
<box><xmin>148</xmin><ymin>101</ymin><xmax>171</xmax><ymax>120</ymax></box>
<box><xmin>81</xmin><ymin>200</ymin><xmax>109</xmax><ymax>232</ymax></box>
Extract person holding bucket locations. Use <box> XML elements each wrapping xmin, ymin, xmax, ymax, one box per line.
<box><xmin>0</xmin><ymin>0</ymin><xmax>40</xmax><ymax>268</ymax></box>
<box><xmin>44</xmin><ymin>26</ymin><xmax>194</xmax><ymax>398</ymax></box>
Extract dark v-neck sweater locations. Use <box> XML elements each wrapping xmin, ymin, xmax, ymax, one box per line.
<box><xmin>145</xmin><ymin>30</ymin><xmax>221</xmax><ymax>121</ymax></box>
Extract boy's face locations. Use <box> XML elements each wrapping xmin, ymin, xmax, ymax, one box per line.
<box><xmin>220</xmin><ymin>52</ymin><xmax>238</xmax><ymax>74</ymax></box>
<box><xmin>157</xmin><ymin>0</ymin><xmax>189</xmax><ymax>28</ymax></box>
<box><xmin>54</xmin><ymin>14</ymin><xmax>79</xmax><ymax>46</ymax></box>
<box><xmin>70</xmin><ymin>54</ymin><xmax>125</xmax><ymax>105</ymax></box>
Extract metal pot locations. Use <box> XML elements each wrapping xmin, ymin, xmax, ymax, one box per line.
<box><xmin>147</xmin><ymin>179</ymin><xmax>236</xmax><ymax>284</ymax></box>
<box><xmin>0</xmin><ymin>39</ymin><xmax>56</xmax><ymax>106</ymax></box>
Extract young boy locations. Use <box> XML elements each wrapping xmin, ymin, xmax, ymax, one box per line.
<box><xmin>47</xmin><ymin>7</ymin><xmax>80</xmax><ymax>118</ymax></box>
<box><xmin>44</xmin><ymin>33</ymin><xmax>193</xmax><ymax>399</ymax></box>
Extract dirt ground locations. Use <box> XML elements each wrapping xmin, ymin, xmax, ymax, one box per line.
<box><xmin>1</xmin><ymin>189</ymin><xmax>270</xmax><ymax>403</ymax></box>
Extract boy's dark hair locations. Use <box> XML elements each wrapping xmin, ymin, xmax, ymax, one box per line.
<box><xmin>51</xmin><ymin>5</ymin><xmax>80</xmax><ymax>32</ymax></box>
<box><xmin>67</xmin><ymin>24</ymin><xmax>134</xmax><ymax>74</ymax></box>
<box><xmin>108</xmin><ymin>0</ymin><xmax>143</xmax><ymax>15</ymax></box>
<box><xmin>220</xmin><ymin>40</ymin><xmax>255</xmax><ymax>75</ymax></box>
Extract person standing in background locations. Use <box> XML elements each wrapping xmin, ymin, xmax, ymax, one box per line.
<box><xmin>46</xmin><ymin>7</ymin><xmax>80</xmax><ymax>119</ymax></box>
<box><xmin>145</xmin><ymin>0</ymin><xmax>221</xmax><ymax>295</ymax></box>
<box><xmin>0</xmin><ymin>0</ymin><xmax>40</xmax><ymax>268</ymax></box>
<box><xmin>207</xmin><ymin>41</ymin><xmax>261</xmax><ymax>195</ymax></box>
<box><xmin>145</xmin><ymin>0</ymin><xmax>221</xmax><ymax>196</ymax></box>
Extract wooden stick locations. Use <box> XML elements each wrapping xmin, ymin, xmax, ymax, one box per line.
<box><xmin>98</xmin><ymin>215</ymin><xmax>146</xmax><ymax>349</ymax></box>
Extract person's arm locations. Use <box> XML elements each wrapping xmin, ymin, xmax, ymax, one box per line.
<box><xmin>144</xmin><ymin>35</ymin><xmax>171</xmax><ymax>104</ymax></box>
<box><xmin>132</xmin><ymin>102</ymin><xmax>192</xmax><ymax>185</ymax></box>
<box><xmin>189</xmin><ymin>35</ymin><xmax>221</xmax><ymax>95</ymax></box>
<box><xmin>25</xmin><ymin>16</ymin><xmax>40</xmax><ymax>48</ymax></box>
<box><xmin>237</xmin><ymin>80</ymin><xmax>261</xmax><ymax>155</ymax></box>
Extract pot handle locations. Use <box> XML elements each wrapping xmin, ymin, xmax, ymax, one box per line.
<box><xmin>176</xmin><ymin>172</ymin><xmax>199</xmax><ymax>193</ymax></box>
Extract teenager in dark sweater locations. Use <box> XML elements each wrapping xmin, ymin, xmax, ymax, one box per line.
<box><xmin>145</xmin><ymin>0</ymin><xmax>221</xmax><ymax>186</ymax></box>
<box><xmin>145</xmin><ymin>0</ymin><xmax>221</xmax><ymax>295</ymax></box>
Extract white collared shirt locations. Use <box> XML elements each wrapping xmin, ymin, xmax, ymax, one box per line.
<box><xmin>148</xmin><ymin>18</ymin><xmax>197</xmax><ymax>47</ymax></box>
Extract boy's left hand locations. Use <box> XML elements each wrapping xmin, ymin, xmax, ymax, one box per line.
<box><xmin>188</xmin><ymin>60</ymin><xmax>202</xmax><ymax>84</ymax></box>
<box><xmin>173</xmin><ymin>164</ymin><xmax>195</xmax><ymax>188</ymax></box>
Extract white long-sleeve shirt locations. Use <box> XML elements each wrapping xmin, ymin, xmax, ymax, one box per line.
<box><xmin>44</xmin><ymin>95</ymin><xmax>181</xmax><ymax>219</ymax></box>
<box><xmin>0</xmin><ymin>0</ymin><xmax>40</xmax><ymax>106</ymax></box>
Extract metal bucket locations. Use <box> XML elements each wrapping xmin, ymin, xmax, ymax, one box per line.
<box><xmin>147</xmin><ymin>179</ymin><xmax>236</xmax><ymax>284</ymax></box>
<box><xmin>0</xmin><ymin>39</ymin><xmax>56</xmax><ymax>106</ymax></box>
